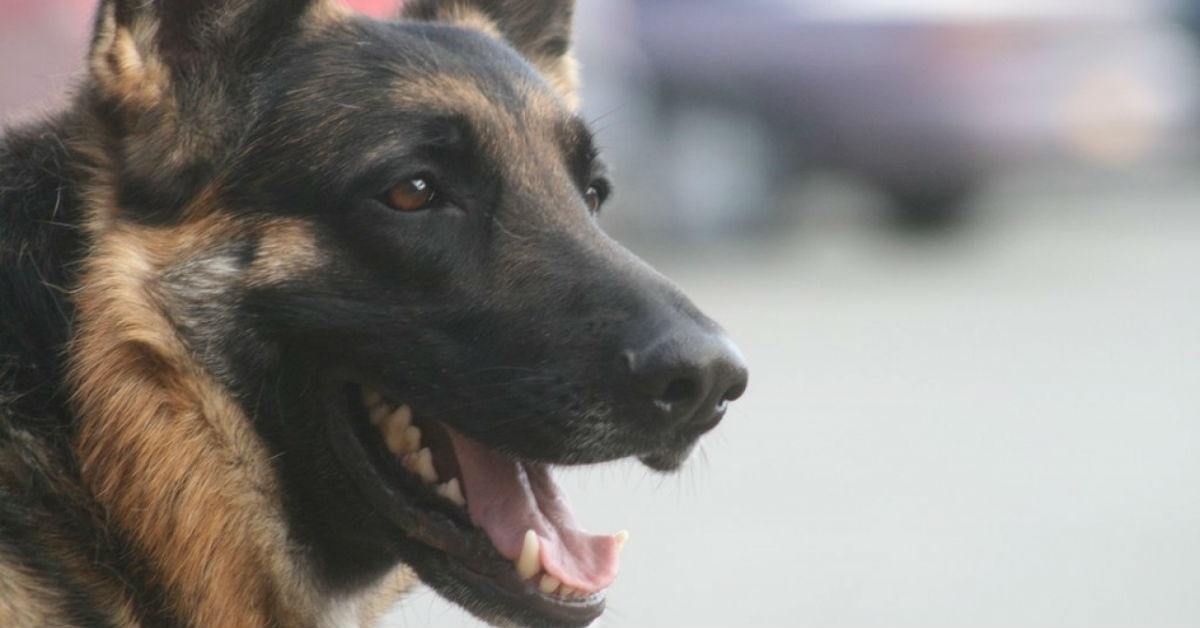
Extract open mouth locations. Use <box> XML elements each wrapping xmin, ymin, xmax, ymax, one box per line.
<box><xmin>327</xmin><ymin>383</ymin><xmax>627</xmax><ymax>627</ymax></box>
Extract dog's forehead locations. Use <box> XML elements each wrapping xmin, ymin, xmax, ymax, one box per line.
<box><xmin>252</xmin><ymin>17</ymin><xmax>585</xmax><ymax>186</ymax></box>
<box><xmin>288</xmin><ymin>18</ymin><xmax>572</xmax><ymax>129</ymax></box>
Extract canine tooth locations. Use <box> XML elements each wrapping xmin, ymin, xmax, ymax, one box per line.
<box><xmin>615</xmin><ymin>530</ymin><xmax>629</xmax><ymax>550</ymax></box>
<box><xmin>402</xmin><ymin>425</ymin><xmax>421</xmax><ymax>453</ymax></box>
<box><xmin>539</xmin><ymin>575</ymin><xmax>560</xmax><ymax>594</ymax></box>
<box><xmin>417</xmin><ymin>448</ymin><xmax>437</xmax><ymax>483</ymax></box>
<box><xmin>402</xmin><ymin>448</ymin><xmax>437</xmax><ymax>484</ymax></box>
<box><xmin>362</xmin><ymin>388</ymin><xmax>383</xmax><ymax>409</ymax></box>
<box><xmin>559</xmin><ymin>585</ymin><xmax>577</xmax><ymax>597</ymax></box>
<box><xmin>515</xmin><ymin>530</ymin><xmax>540</xmax><ymax>580</ymax></box>
<box><xmin>436</xmin><ymin>478</ymin><xmax>465</xmax><ymax>506</ymax></box>
<box><xmin>382</xmin><ymin>416</ymin><xmax>409</xmax><ymax>455</ymax></box>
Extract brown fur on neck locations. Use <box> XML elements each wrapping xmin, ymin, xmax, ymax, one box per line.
<box><xmin>67</xmin><ymin>187</ymin><xmax>414</xmax><ymax>626</ymax></box>
<box><xmin>71</xmin><ymin>205</ymin><xmax>309</xmax><ymax>626</ymax></box>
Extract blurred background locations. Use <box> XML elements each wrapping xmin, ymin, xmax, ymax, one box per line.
<box><xmin>4</xmin><ymin>0</ymin><xmax>1200</xmax><ymax>625</ymax></box>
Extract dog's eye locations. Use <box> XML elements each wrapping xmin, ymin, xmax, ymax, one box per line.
<box><xmin>584</xmin><ymin>180</ymin><xmax>609</xmax><ymax>213</ymax></box>
<box><xmin>584</xmin><ymin>187</ymin><xmax>601</xmax><ymax>213</ymax></box>
<box><xmin>386</xmin><ymin>177</ymin><xmax>437</xmax><ymax>212</ymax></box>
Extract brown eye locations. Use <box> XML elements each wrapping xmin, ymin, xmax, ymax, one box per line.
<box><xmin>584</xmin><ymin>185</ymin><xmax>602</xmax><ymax>213</ymax></box>
<box><xmin>386</xmin><ymin>177</ymin><xmax>436</xmax><ymax>212</ymax></box>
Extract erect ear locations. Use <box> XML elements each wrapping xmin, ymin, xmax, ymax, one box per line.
<box><xmin>87</xmin><ymin>0</ymin><xmax>337</xmax><ymax>214</ymax></box>
<box><xmin>401</xmin><ymin>0</ymin><xmax>580</xmax><ymax>108</ymax></box>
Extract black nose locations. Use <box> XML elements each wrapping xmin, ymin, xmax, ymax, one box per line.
<box><xmin>622</xmin><ymin>326</ymin><xmax>748</xmax><ymax>433</ymax></box>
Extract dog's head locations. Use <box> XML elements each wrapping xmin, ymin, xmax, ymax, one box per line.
<box><xmin>83</xmin><ymin>0</ymin><xmax>746</xmax><ymax>625</ymax></box>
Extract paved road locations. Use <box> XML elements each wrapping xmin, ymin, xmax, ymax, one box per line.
<box><xmin>387</xmin><ymin>177</ymin><xmax>1200</xmax><ymax>627</ymax></box>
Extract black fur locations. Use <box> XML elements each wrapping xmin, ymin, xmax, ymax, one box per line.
<box><xmin>1</xmin><ymin>1</ymin><xmax>747</xmax><ymax>626</ymax></box>
<box><xmin>0</xmin><ymin>117</ymin><xmax>185</xmax><ymax>628</ymax></box>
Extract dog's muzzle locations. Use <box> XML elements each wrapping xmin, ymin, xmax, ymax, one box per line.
<box><xmin>621</xmin><ymin>317</ymin><xmax>748</xmax><ymax>469</ymax></box>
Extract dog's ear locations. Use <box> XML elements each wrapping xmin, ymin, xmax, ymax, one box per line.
<box><xmin>401</xmin><ymin>0</ymin><xmax>580</xmax><ymax>107</ymax></box>
<box><xmin>86</xmin><ymin>0</ymin><xmax>336</xmax><ymax>215</ymax></box>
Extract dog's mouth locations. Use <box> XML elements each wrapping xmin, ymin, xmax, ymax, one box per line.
<box><xmin>326</xmin><ymin>382</ymin><xmax>624</xmax><ymax>627</ymax></box>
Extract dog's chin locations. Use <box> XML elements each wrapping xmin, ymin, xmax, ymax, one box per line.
<box><xmin>321</xmin><ymin>378</ymin><xmax>652</xmax><ymax>628</ymax></box>
<box><xmin>638</xmin><ymin>447</ymin><xmax>695</xmax><ymax>472</ymax></box>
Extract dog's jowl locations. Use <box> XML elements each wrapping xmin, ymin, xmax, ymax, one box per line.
<box><xmin>0</xmin><ymin>0</ymin><xmax>748</xmax><ymax>626</ymax></box>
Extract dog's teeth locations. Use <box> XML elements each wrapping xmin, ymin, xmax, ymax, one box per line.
<box><xmin>615</xmin><ymin>529</ymin><xmax>629</xmax><ymax>551</ymax></box>
<box><xmin>515</xmin><ymin>530</ymin><xmax>540</xmax><ymax>580</ymax></box>
<box><xmin>402</xmin><ymin>425</ymin><xmax>421</xmax><ymax>454</ymax></box>
<box><xmin>559</xmin><ymin>585</ymin><xmax>577</xmax><ymax>597</ymax></box>
<box><xmin>388</xmin><ymin>405</ymin><xmax>412</xmax><ymax>430</ymax></box>
<box><xmin>402</xmin><ymin>448</ymin><xmax>437</xmax><ymax>484</ymax></box>
<box><xmin>417</xmin><ymin>448</ymin><xmax>437</xmax><ymax>483</ymax></box>
<box><xmin>369</xmin><ymin>403</ymin><xmax>391</xmax><ymax>426</ymax></box>
<box><xmin>436</xmin><ymin>478</ymin><xmax>465</xmax><ymax>506</ymax></box>
<box><xmin>381</xmin><ymin>409</ymin><xmax>414</xmax><ymax>455</ymax></box>
<box><xmin>539</xmin><ymin>575</ymin><xmax>560</xmax><ymax>594</ymax></box>
<box><xmin>362</xmin><ymin>388</ymin><xmax>383</xmax><ymax>409</ymax></box>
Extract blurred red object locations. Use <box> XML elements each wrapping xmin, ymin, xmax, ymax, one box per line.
<box><xmin>0</xmin><ymin>0</ymin><xmax>401</xmax><ymax>19</ymax></box>
<box><xmin>0</xmin><ymin>0</ymin><xmax>402</xmax><ymax>116</ymax></box>
<box><xmin>342</xmin><ymin>0</ymin><xmax>400</xmax><ymax>17</ymax></box>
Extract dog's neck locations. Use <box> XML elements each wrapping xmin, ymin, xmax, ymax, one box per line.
<box><xmin>0</xmin><ymin>111</ymin><xmax>412</xmax><ymax>627</ymax></box>
<box><xmin>69</xmin><ymin>221</ymin><xmax>311</xmax><ymax>626</ymax></box>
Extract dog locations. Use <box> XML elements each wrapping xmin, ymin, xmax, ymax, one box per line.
<box><xmin>0</xmin><ymin>0</ymin><xmax>748</xmax><ymax>626</ymax></box>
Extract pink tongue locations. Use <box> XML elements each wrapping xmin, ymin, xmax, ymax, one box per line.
<box><xmin>445</xmin><ymin>429</ymin><xmax>619</xmax><ymax>592</ymax></box>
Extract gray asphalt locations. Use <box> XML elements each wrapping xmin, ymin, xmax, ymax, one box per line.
<box><xmin>387</xmin><ymin>176</ymin><xmax>1200</xmax><ymax>626</ymax></box>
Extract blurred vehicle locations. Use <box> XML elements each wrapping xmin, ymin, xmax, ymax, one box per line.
<box><xmin>631</xmin><ymin>0</ymin><xmax>1200</xmax><ymax>228</ymax></box>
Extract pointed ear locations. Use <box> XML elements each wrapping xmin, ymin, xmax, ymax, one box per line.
<box><xmin>402</xmin><ymin>0</ymin><xmax>580</xmax><ymax>108</ymax></box>
<box><xmin>89</xmin><ymin>0</ymin><xmax>329</xmax><ymax>110</ymax></box>
<box><xmin>86</xmin><ymin>0</ymin><xmax>335</xmax><ymax>213</ymax></box>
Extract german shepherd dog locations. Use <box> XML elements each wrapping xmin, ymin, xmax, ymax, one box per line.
<box><xmin>0</xmin><ymin>0</ymin><xmax>748</xmax><ymax>625</ymax></box>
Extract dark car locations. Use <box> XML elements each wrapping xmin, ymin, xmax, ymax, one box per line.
<box><xmin>628</xmin><ymin>0</ymin><xmax>1200</xmax><ymax>229</ymax></box>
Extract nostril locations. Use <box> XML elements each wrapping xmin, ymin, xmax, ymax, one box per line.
<box><xmin>623</xmin><ymin>326</ymin><xmax>748</xmax><ymax>428</ymax></box>
<box><xmin>661</xmin><ymin>377</ymin><xmax>699</xmax><ymax>405</ymax></box>
<box><xmin>721</xmin><ymin>380</ymin><xmax>747</xmax><ymax>404</ymax></box>
<box><xmin>712</xmin><ymin>380</ymin><xmax>746</xmax><ymax>415</ymax></box>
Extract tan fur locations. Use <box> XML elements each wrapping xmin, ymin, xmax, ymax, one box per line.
<box><xmin>245</xmin><ymin>217</ymin><xmax>327</xmax><ymax>286</ymax></box>
<box><xmin>405</xmin><ymin>1</ymin><xmax>581</xmax><ymax>109</ymax></box>
<box><xmin>68</xmin><ymin>5</ymin><xmax>422</xmax><ymax>620</ymax></box>
<box><xmin>392</xmin><ymin>73</ymin><xmax>515</xmax><ymax>120</ymax></box>
<box><xmin>355</xmin><ymin>567</ymin><xmax>419</xmax><ymax>627</ymax></box>
<box><xmin>0</xmin><ymin>426</ymin><xmax>145</xmax><ymax>628</ymax></box>
<box><xmin>12</xmin><ymin>2</ymin><xmax>586</xmax><ymax>625</ymax></box>
<box><xmin>71</xmin><ymin>217</ymin><xmax>308</xmax><ymax>627</ymax></box>
<box><xmin>0</xmin><ymin>559</ymin><xmax>64</xmax><ymax>628</ymax></box>
<box><xmin>303</xmin><ymin>0</ymin><xmax>354</xmax><ymax>29</ymax></box>
<box><xmin>437</xmin><ymin>4</ymin><xmax>506</xmax><ymax>41</ymax></box>
<box><xmin>68</xmin><ymin>188</ymin><xmax>414</xmax><ymax>626</ymax></box>
<box><xmin>538</xmin><ymin>50</ymin><xmax>580</xmax><ymax>111</ymax></box>
<box><xmin>0</xmin><ymin>549</ymin><xmax>142</xmax><ymax>628</ymax></box>
<box><xmin>392</xmin><ymin>71</ymin><xmax>572</xmax><ymax>177</ymax></box>
<box><xmin>89</xmin><ymin>4</ymin><xmax>169</xmax><ymax>114</ymax></box>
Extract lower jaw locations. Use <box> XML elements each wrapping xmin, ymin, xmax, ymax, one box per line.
<box><xmin>415</xmin><ymin>545</ymin><xmax>606</xmax><ymax>628</ymax></box>
<box><xmin>322</xmin><ymin>380</ymin><xmax>606</xmax><ymax>628</ymax></box>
